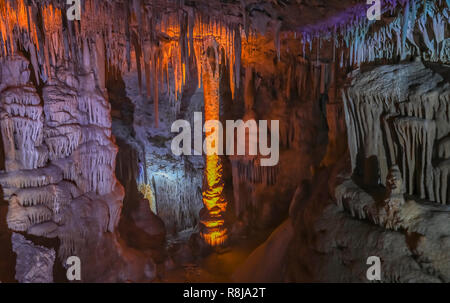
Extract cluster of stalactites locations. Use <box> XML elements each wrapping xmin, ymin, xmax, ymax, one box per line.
<box><xmin>0</xmin><ymin>0</ymin><xmax>246</xmax><ymax>129</ymax></box>
<box><xmin>261</xmin><ymin>0</ymin><xmax>449</xmax><ymax>72</ymax></box>
<box><xmin>1</xmin><ymin>0</ymin><xmax>447</xmax><ymax>98</ymax></box>
<box><xmin>314</xmin><ymin>0</ymin><xmax>449</xmax><ymax>67</ymax></box>
<box><xmin>135</xmin><ymin>11</ymin><xmax>244</xmax><ymax>128</ymax></box>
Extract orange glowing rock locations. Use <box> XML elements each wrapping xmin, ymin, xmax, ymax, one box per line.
<box><xmin>199</xmin><ymin>38</ymin><xmax>228</xmax><ymax>247</ymax></box>
<box><xmin>0</xmin><ymin>0</ymin><xmax>40</xmax><ymax>54</ymax></box>
<box><xmin>200</xmin><ymin>227</ymin><xmax>227</xmax><ymax>247</ymax></box>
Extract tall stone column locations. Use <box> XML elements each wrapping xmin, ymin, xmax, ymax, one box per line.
<box><xmin>199</xmin><ymin>38</ymin><xmax>228</xmax><ymax>246</ymax></box>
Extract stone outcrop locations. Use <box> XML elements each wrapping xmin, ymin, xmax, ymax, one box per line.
<box><xmin>0</xmin><ymin>55</ymin><xmax>123</xmax><ymax>266</ymax></box>
<box><xmin>0</xmin><ymin>53</ymin><xmax>160</xmax><ymax>283</ymax></box>
<box><xmin>11</xmin><ymin>233</ymin><xmax>55</xmax><ymax>283</ymax></box>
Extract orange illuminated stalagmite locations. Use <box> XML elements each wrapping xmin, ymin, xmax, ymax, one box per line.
<box><xmin>199</xmin><ymin>38</ymin><xmax>228</xmax><ymax>247</ymax></box>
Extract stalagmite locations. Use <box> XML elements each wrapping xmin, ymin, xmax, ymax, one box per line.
<box><xmin>393</xmin><ymin>118</ymin><xmax>436</xmax><ymax>199</ymax></box>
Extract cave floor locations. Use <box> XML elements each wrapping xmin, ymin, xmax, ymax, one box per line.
<box><xmin>160</xmin><ymin>230</ymin><xmax>272</xmax><ymax>282</ymax></box>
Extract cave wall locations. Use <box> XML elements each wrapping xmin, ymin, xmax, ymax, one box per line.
<box><xmin>233</xmin><ymin>0</ymin><xmax>450</xmax><ymax>283</ymax></box>
<box><xmin>343</xmin><ymin>61</ymin><xmax>450</xmax><ymax>203</ymax></box>
<box><xmin>0</xmin><ymin>53</ymin><xmax>122</xmax><ymax>254</ymax></box>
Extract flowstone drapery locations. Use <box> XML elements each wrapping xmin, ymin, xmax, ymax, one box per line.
<box><xmin>333</xmin><ymin>61</ymin><xmax>450</xmax><ymax>281</ymax></box>
<box><xmin>343</xmin><ymin>61</ymin><xmax>450</xmax><ymax>204</ymax></box>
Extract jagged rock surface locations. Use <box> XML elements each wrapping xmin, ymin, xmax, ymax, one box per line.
<box><xmin>11</xmin><ymin>233</ymin><xmax>55</xmax><ymax>283</ymax></box>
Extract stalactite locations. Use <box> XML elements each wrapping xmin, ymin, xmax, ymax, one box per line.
<box><xmin>0</xmin><ymin>165</ymin><xmax>63</xmax><ymax>189</ymax></box>
<box><xmin>393</xmin><ymin>118</ymin><xmax>436</xmax><ymax>199</ymax></box>
<box><xmin>142</xmin><ymin>170</ymin><xmax>202</xmax><ymax>233</ymax></box>
<box><xmin>0</xmin><ymin>0</ymin><xmax>252</xmax><ymax>116</ymax></box>
<box><xmin>434</xmin><ymin>160</ymin><xmax>450</xmax><ymax>204</ymax></box>
<box><xmin>234</xmin><ymin>26</ymin><xmax>241</xmax><ymax>95</ymax></box>
<box><xmin>274</xmin><ymin>21</ymin><xmax>281</xmax><ymax>61</ymax></box>
<box><xmin>232</xmin><ymin>159</ymin><xmax>279</xmax><ymax>186</ymax></box>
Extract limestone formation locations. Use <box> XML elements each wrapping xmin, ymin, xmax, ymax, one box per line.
<box><xmin>0</xmin><ymin>54</ymin><xmax>122</xmax><ymax>265</ymax></box>
<box><xmin>343</xmin><ymin>61</ymin><xmax>450</xmax><ymax>204</ymax></box>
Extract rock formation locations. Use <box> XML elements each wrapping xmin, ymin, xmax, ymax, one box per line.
<box><xmin>343</xmin><ymin>61</ymin><xmax>450</xmax><ymax>202</ymax></box>
<box><xmin>12</xmin><ymin>233</ymin><xmax>55</xmax><ymax>283</ymax></box>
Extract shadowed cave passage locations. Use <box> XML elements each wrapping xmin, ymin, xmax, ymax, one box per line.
<box><xmin>0</xmin><ymin>0</ymin><xmax>448</xmax><ymax>283</ymax></box>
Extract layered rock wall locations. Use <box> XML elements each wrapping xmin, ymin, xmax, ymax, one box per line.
<box><xmin>0</xmin><ymin>54</ymin><xmax>122</xmax><ymax>264</ymax></box>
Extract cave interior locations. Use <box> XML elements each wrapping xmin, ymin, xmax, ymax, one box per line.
<box><xmin>0</xmin><ymin>0</ymin><xmax>449</xmax><ymax>283</ymax></box>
